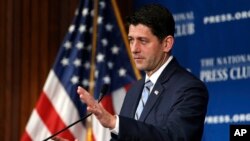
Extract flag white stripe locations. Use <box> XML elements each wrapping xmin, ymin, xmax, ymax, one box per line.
<box><xmin>112</xmin><ymin>87</ymin><xmax>126</xmax><ymax>114</ymax></box>
<box><xmin>92</xmin><ymin>115</ymin><xmax>111</xmax><ymax>141</ymax></box>
<box><xmin>25</xmin><ymin>110</ymin><xmax>51</xmax><ymax>141</ymax></box>
<box><xmin>43</xmin><ymin>70</ymin><xmax>86</xmax><ymax>139</ymax></box>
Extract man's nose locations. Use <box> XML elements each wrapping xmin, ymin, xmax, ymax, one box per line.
<box><xmin>130</xmin><ymin>41</ymin><xmax>140</xmax><ymax>53</ymax></box>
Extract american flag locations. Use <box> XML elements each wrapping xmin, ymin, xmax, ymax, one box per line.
<box><xmin>21</xmin><ymin>0</ymin><xmax>140</xmax><ymax>140</ymax></box>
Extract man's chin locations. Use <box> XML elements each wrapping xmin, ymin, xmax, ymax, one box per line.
<box><xmin>135</xmin><ymin>64</ymin><xmax>145</xmax><ymax>71</ymax></box>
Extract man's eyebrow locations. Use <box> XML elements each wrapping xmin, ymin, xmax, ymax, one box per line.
<box><xmin>137</xmin><ymin>37</ymin><xmax>148</xmax><ymax>40</ymax></box>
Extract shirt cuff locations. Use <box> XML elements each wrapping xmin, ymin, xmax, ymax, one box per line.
<box><xmin>110</xmin><ymin>115</ymin><xmax>119</xmax><ymax>135</ymax></box>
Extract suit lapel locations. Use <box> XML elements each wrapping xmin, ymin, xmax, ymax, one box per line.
<box><xmin>138</xmin><ymin>83</ymin><xmax>164</xmax><ymax>121</ymax></box>
<box><xmin>138</xmin><ymin>58</ymin><xmax>179</xmax><ymax>121</ymax></box>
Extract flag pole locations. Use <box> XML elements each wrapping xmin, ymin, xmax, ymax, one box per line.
<box><xmin>89</xmin><ymin>0</ymin><xmax>99</xmax><ymax>94</ymax></box>
<box><xmin>87</xmin><ymin>0</ymin><xmax>99</xmax><ymax>140</ymax></box>
<box><xmin>111</xmin><ymin>0</ymin><xmax>141</xmax><ymax>80</ymax></box>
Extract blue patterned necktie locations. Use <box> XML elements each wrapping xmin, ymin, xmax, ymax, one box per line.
<box><xmin>135</xmin><ymin>80</ymin><xmax>153</xmax><ymax>120</ymax></box>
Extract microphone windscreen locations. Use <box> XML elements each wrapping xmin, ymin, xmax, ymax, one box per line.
<box><xmin>98</xmin><ymin>84</ymin><xmax>109</xmax><ymax>101</ymax></box>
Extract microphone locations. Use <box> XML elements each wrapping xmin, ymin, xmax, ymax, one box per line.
<box><xmin>43</xmin><ymin>84</ymin><xmax>109</xmax><ymax>141</ymax></box>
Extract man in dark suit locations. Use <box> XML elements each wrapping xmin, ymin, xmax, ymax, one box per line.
<box><xmin>54</xmin><ymin>4</ymin><xmax>208</xmax><ymax>141</ymax></box>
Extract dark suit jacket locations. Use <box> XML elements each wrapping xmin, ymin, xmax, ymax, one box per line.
<box><xmin>111</xmin><ymin>57</ymin><xmax>209</xmax><ymax>141</ymax></box>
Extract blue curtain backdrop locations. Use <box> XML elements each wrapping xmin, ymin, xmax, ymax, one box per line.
<box><xmin>134</xmin><ymin>0</ymin><xmax>250</xmax><ymax>140</ymax></box>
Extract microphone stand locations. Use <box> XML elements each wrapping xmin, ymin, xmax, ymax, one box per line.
<box><xmin>43</xmin><ymin>113</ymin><xmax>92</xmax><ymax>141</ymax></box>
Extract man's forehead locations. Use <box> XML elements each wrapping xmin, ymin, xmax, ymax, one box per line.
<box><xmin>128</xmin><ymin>24</ymin><xmax>153</xmax><ymax>36</ymax></box>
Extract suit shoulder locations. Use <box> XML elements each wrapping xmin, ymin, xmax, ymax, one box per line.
<box><xmin>167</xmin><ymin>63</ymin><xmax>208</xmax><ymax>93</ymax></box>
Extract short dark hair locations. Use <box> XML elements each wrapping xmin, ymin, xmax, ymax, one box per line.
<box><xmin>126</xmin><ymin>4</ymin><xmax>175</xmax><ymax>40</ymax></box>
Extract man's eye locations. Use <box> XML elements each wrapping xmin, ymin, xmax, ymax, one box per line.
<box><xmin>128</xmin><ymin>39</ymin><xmax>133</xmax><ymax>43</ymax></box>
<box><xmin>141</xmin><ymin>40</ymin><xmax>147</xmax><ymax>44</ymax></box>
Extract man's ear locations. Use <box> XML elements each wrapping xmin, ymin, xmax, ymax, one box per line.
<box><xmin>162</xmin><ymin>35</ymin><xmax>174</xmax><ymax>53</ymax></box>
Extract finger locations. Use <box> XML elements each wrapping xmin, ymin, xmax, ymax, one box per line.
<box><xmin>87</xmin><ymin>106</ymin><xmax>102</xmax><ymax>115</ymax></box>
<box><xmin>77</xmin><ymin>86</ymin><xmax>97</xmax><ymax>107</ymax></box>
<box><xmin>77</xmin><ymin>86</ymin><xmax>89</xmax><ymax>96</ymax></box>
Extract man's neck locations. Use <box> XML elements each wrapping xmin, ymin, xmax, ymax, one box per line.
<box><xmin>145</xmin><ymin>55</ymin><xmax>173</xmax><ymax>84</ymax></box>
<box><xmin>146</xmin><ymin>54</ymin><xmax>170</xmax><ymax>77</ymax></box>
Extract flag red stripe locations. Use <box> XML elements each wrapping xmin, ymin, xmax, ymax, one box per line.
<box><xmin>101</xmin><ymin>94</ymin><xmax>115</xmax><ymax>114</ymax></box>
<box><xmin>36</xmin><ymin>92</ymin><xmax>75</xmax><ymax>140</ymax></box>
<box><xmin>124</xmin><ymin>83</ymin><xmax>132</xmax><ymax>92</ymax></box>
<box><xmin>20</xmin><ymin>131</ymin><xmax>32</xmax><ymax>141</ymax></box>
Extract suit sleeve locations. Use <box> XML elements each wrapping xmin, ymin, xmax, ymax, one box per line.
<box><xmin>112</xmin><ymin>81</ymin><xmax>209</xmax><ymax>141</ymax></box>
